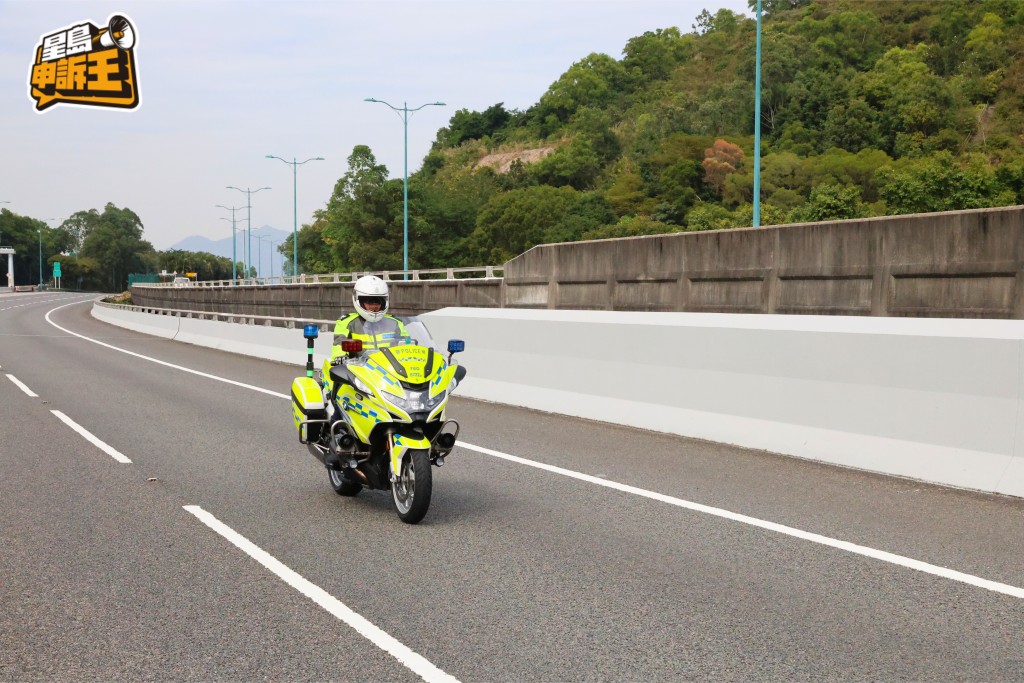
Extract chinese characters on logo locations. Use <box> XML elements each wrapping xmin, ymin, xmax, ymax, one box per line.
<box><xmin>29</xmin><ymin>14</ymin><xmax>139</xmax><ymax>112</ymax></box>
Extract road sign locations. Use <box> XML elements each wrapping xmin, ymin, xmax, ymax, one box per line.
<box><xmin>52</xmin><ymin>262</ymin><xmax>61</xmax><ymax>277</ymax></box>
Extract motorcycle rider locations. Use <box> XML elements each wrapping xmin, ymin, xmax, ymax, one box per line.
<box><xmin>331</xmin><ymin>274</ymin><xmax>407</xmax><ymax>359</ymax></box>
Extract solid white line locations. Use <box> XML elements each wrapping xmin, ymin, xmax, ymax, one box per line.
<box><xmin>183</xmin><ymin>505</ymin><xmax>460</xmax><ymax>683</ymax></box>
<box><xmin>45</xmin><ymin>301</ymin><xmax>288</xmax><ymax>399</ymax></box>
<box><xmin>47</xmin><ymin>300</ymin><xmax>1024</xmax><ymax>601</ymax></box>
<box><xmin>6</xmin><ymin>374</ymin><xmax>39</xmax><ymax>397</ymax></box>
<box><xmin>457</xmin><ymin>442</ymin><xmax>1024</xmax><ymax>600</ymax></box>
<box><xmin>51</xmin><ymin>410</ymin><xmax>132</xmax><ymax>463</ymax></box>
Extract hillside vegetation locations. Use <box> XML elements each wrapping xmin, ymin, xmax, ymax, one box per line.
<box><xmin>6</xmin><ymin>0</ymin><xmax>1022</xmax><ymax>290</ymax></box>
<box><xmin>292</xmin><ymin>0</ymin><xmax>1024</xmax><ymax>273</ymax></box>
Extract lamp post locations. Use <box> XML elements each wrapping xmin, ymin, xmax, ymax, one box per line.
<box><xmin>227</xmin><ymin>186</ymin><xmax>270</xmax><ymax>278</ymax></box>
<box><xmin>216</xmin><ymin>204</ymin><xmax>248</xmax><ymax>280</ymax></box>
<box><xmin>753</xmin><ymin>0</ymin><xmax>763</xmax><ymax>227</ymax></box>
<box><xmin>363</xmin><ymin>98</ymin><xmax>445</xmax><ymax>278</ymax></box>
<box><xmin>254</xmin><ymin>234</ymin><xmax>270</xmax><ymax>278</ymax></box>
<box><xmin>42</xmin><ymin>217</ymin><xmax>60</xmax><ymax>287</ymax></box>
<box><xmin>268</xmin><ymin>240</ymin><xmax>278</xmax><ymax>278</ymax></box>
<box><xmin>265</xmin><ymin>155</ymin><xmax>324</xmax><ymax>278</ymax></box>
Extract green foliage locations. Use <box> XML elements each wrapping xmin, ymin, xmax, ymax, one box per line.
<box><xmin>269</xmin><ymin>1</ymin><xmax>1024</xmax><ymax>274</ymax></box>
<box><xmin>535</xmin><ymin>53</ymin><xmax>630</xmax><ymax>126</ymax></box>
<box><xmin>436</xmin><ymin>103</ymin><xmax>512</xmax><ymax>148</ymax></box>
<box><xmin>876</xmin><ymin>152</ymin><xmax>1015</xmax><ymax>214</ymax></box>
<box><xmin>156</xmin><ymin>250</ymin><xmax>235</xmax><ymax>281</ymax></box>
<box><xmin>787</xmin><ymin>183</ymin><xmax>867</xmax><ymax>222</ymax></box>
<box><xmin>685</xmin><ymin>203</ymin><xmax>735</xmax><ymax>231</ymax></box>
<box><xmin>467</xmin><ymin>185</ymin><xmax>582</xmax><ymax>263</ymax></box>
<box><xmin>581</xmin><ymin>215</ymin><xmax>676</xmax><ymax>240</ymax></box>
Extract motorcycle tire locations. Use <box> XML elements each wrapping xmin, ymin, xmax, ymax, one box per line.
<box><xmin>392</xmin><ymin>449</ymin><xmax>432</xmax><ymax>524</ymax></box>
<box><xmin>328</xmin><ymin>468</ymin><xmax>362</xmax><ymax>497</ymax></box>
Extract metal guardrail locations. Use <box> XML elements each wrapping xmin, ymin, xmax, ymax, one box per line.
<box><xmin>94</xmin><ymin>300</ymin><xmax>336</xmax><ymax>330</ymax></box>
<box><xmin>133</xmin><ymin>265</ymin><xmax>504</xmax><ymax>289</ymax></box>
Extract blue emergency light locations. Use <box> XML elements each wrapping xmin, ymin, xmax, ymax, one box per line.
<box><xmin>447</xmin><ymin>339</ymin><xmax>465</xmax><ymax>354</ymax></box>
<box><xmin>303</xmin><ymin>324</ymin><xmax>320</xmax><ymax>339</ymax></box>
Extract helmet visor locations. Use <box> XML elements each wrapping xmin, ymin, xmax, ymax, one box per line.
<box><xmin>358</xmin><ymin>296</ymin><xmax>387</xmax><ymax>308</ymax></box>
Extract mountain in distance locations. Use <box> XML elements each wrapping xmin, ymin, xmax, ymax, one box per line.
<box><xmin>169</xmin><ymin>224</ymin><xmax>290</xmax><ymax>276</ymax></box>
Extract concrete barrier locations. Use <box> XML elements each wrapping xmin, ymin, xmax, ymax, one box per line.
<box><xmin>92</xmin><ymin>302</ymin><xmax>1024</xmax><ymax>498</ymax></box>
<box><xmin>91</xmin><ymin>303</ymin><xmax>336</xmax><ymax>366</ymax></box>
<box><xmin>419</xmin><ymin>308</ymin><xmax>1024</xmax><ymax>498</ymax></box>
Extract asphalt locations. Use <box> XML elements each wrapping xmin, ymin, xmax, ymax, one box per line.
<box><xmin>1</xmin><ymin>291</ymin><xmax>1022</xmax><ymax>682</ymax></box>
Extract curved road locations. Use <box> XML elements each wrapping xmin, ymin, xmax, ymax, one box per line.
<box><xmin>2</xmin><ymin>291</ymin><xmax>1023</xmax><ymax>682</ymax></box>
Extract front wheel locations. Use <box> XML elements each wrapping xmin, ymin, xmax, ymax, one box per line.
<box><xmin>392</xmin><ymin>449</ymin><xmax>432</xmax><ymax>524</ymax></box>
<box><xmin>328</xmin><ymin>468</ymin><xmax>362</xmax><ymax>496</ymax></box>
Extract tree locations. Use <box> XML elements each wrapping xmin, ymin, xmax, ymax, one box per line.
<box><xmin>536</xmin><ymin>53</ymin><xmax>629</xmax><ymax>124</ymax></box>
<box><xmin>466</xmin><ymin>185</ymin><xmax>580</xmax><ymax>263</ymax></box>
<box><xmin>78</xmin><ymin>203</ymin><xmax>155</xmax><ymax>291</ymax></box>
<box><xmin>787</xmin><ymin>183</ymin><xmax>866</xmax><ymax>222</ymax></box>
<box><xmin>876</xmin><ymin>152</ymin><xmax>1015</xmax><ymax>214</ymax></box>
<box><xmin>61</xmin><ymin>209</ymin><xmax>101</xmax><ymax>254</ymax></box>
<box><xmin>702</xmin><ymin>139</ymin><xmax>745</xmax><ymax>195</ymax></box>
<box><xmin>320</xmin><ymin>145</ymin><xmax>398</xmax><ymax>271</ymax></box>
<box><xmin>437</xmin><ymin>103</ymin><xmax>512</xmax><ymax>147</ymax></box>
<box><xmin>622</xmin><ymin>28</ymin><xmax>690</xmax><ymax>84</ymax></box>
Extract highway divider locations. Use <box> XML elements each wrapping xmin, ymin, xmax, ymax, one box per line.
<box><xmin>93</xmin><ymin>301</ymin><xmax>1024</xmax><ymax>498</ymax></box>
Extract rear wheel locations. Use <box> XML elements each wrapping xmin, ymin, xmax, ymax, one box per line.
<box><xmin>328</xmin><ymin>468</ymin><xmax>362</xmax><ymax>496</ymax></box>
<box><xmin>392</xmin><ymin>449</ymin><xmax>432</xmax><ymax>524</ymax></box>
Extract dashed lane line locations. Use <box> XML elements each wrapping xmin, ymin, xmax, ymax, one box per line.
<box><xmin>44</xmin><ymin>299</ymin><xmax>1024</xmax><ymax>602</ymax></box>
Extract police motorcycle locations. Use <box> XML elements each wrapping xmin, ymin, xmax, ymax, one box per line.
<box><xmin>290</xmin><ymin>318</ymin><xmax>466</xmax><ymax>524</ymax></box>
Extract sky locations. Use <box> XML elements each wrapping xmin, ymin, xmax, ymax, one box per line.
<box><xmin>0</xmin><ymin>0</ymin><xmax>751</xmax><ymax>252</ymax></box>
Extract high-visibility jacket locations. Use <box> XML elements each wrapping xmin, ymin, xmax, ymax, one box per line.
<box><xmin>331</xmin><ymin>312</ymin><xmax>408</xmax><ymax>359</ymax></box>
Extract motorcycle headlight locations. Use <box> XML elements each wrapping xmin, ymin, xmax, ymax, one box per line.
<box><xmin>352</xmin><ymin>376</ymin><xmax>374</xmax><ymax>396</ymax></box>
<box><xmin>384</xmin><ymin>389</ymin><xmax>445</xmax><ymax>413</ymax></box>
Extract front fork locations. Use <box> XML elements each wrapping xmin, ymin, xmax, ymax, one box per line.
<box><xmin>385</xmin><ymin>419</ymin><xmax>460</xmax><ymax>478</ymax></box>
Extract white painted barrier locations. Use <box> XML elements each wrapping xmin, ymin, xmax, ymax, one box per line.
<box><xmin>420</xmin><ymin>308</ymin><xmax>1024</xmax><ymax>498</ymax></box>
<box><xmin>93</xmin><ymin>302</ymin><xmax>1024</xmax><ymax>498</ymax></box>
<box><xmin>91</xmin><ymin>304</ymin><xmax>336</xmax><ymax>366</ymax></box>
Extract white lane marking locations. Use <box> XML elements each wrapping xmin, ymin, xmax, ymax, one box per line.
<box><xmin>6</xmin><ymin>374</ymin><xmax>38</xmax><ymax>397</ymax></box>
<box><xmin>47</xmin><ymin>300</ymin><xmax>1024</xmax><ymax>601</ymax></box>
<box><xmin>51</xmin><ymin>410</ymin><xmax>133</xmax><ymax>463</ymax></box>
<box><xmin>458</xmin><ymin>441</ymin><xmax>1024</xmax><ymax>600</ymax></box>
<box><xmin>183</xmin><ymin>505</ymin><xmax>460</xmax><ymax>683</ymax></box>
<box><xmin>44</xmin><ymin>301</ymin><xmax>288</xmax><ymax>399</ymax></box>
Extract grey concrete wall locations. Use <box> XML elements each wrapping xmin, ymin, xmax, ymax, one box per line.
<box><xmin>132</xmin><ymin>205</ymin><xmax>1024</xmax><ymax>319</ymax></box>
<box><xmin>506</xmin><ymin>205</ymin><xmax>1024</xmax><ymax>318</ymax></box>
<box><xmin>132</xmin><ymin>278</ymin><xmax>505</xmax><ymax>321</ymax></box>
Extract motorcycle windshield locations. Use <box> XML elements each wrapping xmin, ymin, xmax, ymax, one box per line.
<box><xmin>352</xmin><ymin>317</ymin><xmax>442</xmax><ymax>356</ymax></box>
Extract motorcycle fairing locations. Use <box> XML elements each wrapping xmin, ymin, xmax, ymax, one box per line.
<box><xmin>389</xmin><ymin>432</ymin><xmax>432</xmax><ymax>476</ymax></box>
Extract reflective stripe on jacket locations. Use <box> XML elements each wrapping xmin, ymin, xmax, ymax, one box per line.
<box><xmin>331</xmin><ymin>313</ymin><xmax>408</xmax><ymax>358</ymax></box>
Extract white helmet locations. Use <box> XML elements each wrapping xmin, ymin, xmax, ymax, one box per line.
<box><xmin>352</xmin><ymin>275</ymin><xmax>389</xmax><ymax>323</ymax></box>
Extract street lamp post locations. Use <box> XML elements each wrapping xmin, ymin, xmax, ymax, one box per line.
<box><xmin>42</xmin><ymin>217</ymin><xmax>60</xmax><ymax>287</ymax></box>
<box><xmin>363</xmin><ymin>98</ymin><xmax>445</xmax><ymax>278</ymax></box>
<box><xmin>216</xmin><ymin>204</ymin><xmax>248</xmax><ymax>280</ymax></box>
<box><xmin>753</xmin><ymin>0</ymin><xmax>763</xmax><ymax>227</ymax></box>
<box><xmin>265</xmin><ymin>155</ymin><xmax>324</xmax><ymax>278</ymax></box>
<box><xmin>255</xmin><ymin>234</ymin><xmax>270</xmax><ymax>278</ymax></box>
<box><xmin>268</xmin><ymin>240</ymin><xmax>278</xmax><ymax>278</ymax></box>
<box><xmin>227</xmin><ymin>186</ymin><xmax>270</xmax><ymax>278</ymax></box>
